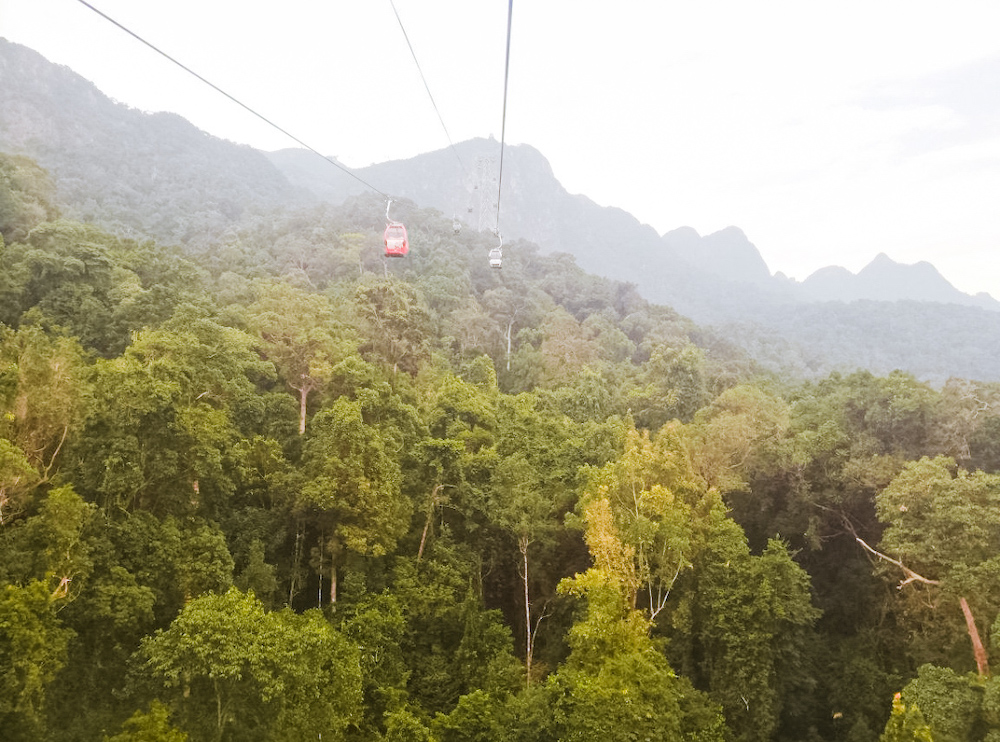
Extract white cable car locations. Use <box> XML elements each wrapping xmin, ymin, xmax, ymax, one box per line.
<box><xmin>489</xmin><ymin>247</ymin><xmax>503</xmax><ymax>269</ymax></box>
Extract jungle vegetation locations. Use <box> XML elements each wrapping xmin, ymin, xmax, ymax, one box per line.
<box><xmin>3</xmin><ymin>152</ymin><xmax>1000</xmax><ymax>742</ymax></box>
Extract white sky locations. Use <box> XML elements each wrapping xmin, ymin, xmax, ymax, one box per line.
<box><xmin>3</xmin><ymin>0</ymin><xmax>1000</xmax><ymax>297</ymax></box>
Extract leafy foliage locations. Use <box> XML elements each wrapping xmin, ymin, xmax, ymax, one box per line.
<box><xmin>5</xmin><ymin>149</ymin><xmax>1000</xmax><ymax>742</ymax></box>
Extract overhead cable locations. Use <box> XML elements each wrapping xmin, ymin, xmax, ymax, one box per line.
<box><xmin>495</xmin><ymin>0</ymin><xmax>514</xmax><ymax>237</ymax></box>
<box><xmin>388</xmin><ymin>0</ymin><xmax>469</xmax><ymax>180</ymax></box>
<box><xmin>73</xmin><ymin>0</ymin><xmax>390</xmax><ymax>199</ymax></box>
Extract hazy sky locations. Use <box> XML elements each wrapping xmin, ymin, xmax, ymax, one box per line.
<box><xmin>3</xmin><ymin>0</ymin><xmax>1000</xmax><ymax>296</ymax></box>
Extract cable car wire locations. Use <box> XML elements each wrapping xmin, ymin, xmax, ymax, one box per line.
<box><xmin>495</xmin><ymin>0</ymin><xmax>514</xmax><ymax>238</ymax></box>
<box><xmin>72</xmin><ymin>0</ymin><xmax>391</xmax><ymax>199</ymax></box>
<box><xmin>388</xmin><ymin>0</ymin><xmax>469</xmax><ymax>181</ymax></box>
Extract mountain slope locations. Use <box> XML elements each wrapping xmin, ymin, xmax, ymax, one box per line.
<box><xmin>271</xmin><ymin>138</ymin><xmax>674</xmax><ymax>286</ymax></box>
<box><xmin>0</xmin><ymin>38</ymin><xmax>303</xmax><ymax>245</ymax></box>
<box><xmin>7</xmin><ymin>37</ymin><xmax>1000</xmax><ymax>383</ymax></box>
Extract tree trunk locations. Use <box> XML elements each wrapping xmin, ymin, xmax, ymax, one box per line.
<box><xmin>417</xmin><ymin>506</ymin><xmax>433</xmax><ymax>562</ymax></box>
<box><xmin>961</xmin><ymin>597</ymin><xmax>989</xmax><ymax>677</ymax></box>
<box><xmin>299</xmin><ymin>386</ymin><xmax>308</xmax><ymax>435</ymax></box>
<box><xmin>506</xmin><ymin>320</ymin><xmax>513</xmax><ymax>371</ymax></box>
<box><xmin>317</xmin><ymin>532</ymin><xmax>324</xmax><ymax>608</ymax></box>
<box><xmin>289</xmin><ymin>522</ymin><xmax>303</xmax><ymax>606</ymax></box>
<box><xmin>214</xmin><ymin>677</ymin><xmax>224</xmax><ymax>742</ymax></box>
<box><xmin>418</xmin><ymin>484</ymin><xmax>449</xmax><ymax>562</ymax></box>
<box><xmin>519</xmin><ymin>535</ymin><xmax>533</xmax><ymax>685</ymax></box>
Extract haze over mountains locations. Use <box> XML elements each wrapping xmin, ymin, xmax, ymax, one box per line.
<box><xmin>268</xmin><ymin>139</ymin><xmax>1000</xmax><ymax>320</ymax></box>
<box><xmin>4</xmin><ymin>36</ymin><xmax>1000</xmax><ymax>382</ymax></box>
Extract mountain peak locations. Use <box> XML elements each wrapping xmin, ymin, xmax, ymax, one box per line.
<box><xmin>715</xmin><ymin>225</ymin><xmax>749</xmax><ymax>240</ymax></box>
<box><xmin>665</xmin><ymin>226</ymin><xmax>772</xmax><ymax>285</ymax></box>
<box><xmin>801</xmin><ymin>253</ymin><xmax>1000</xmax><ymax>310</ymax></box>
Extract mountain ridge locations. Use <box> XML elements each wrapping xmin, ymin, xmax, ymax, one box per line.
<box><xmin>5</xmin><ymin>37</ymin><xmax>1000</xmax><ymax>383</ymax></box>
<box><xmin>269</xmin><ymin>138</ymin><xmax>998</xmax><ymax>317</ymax></box>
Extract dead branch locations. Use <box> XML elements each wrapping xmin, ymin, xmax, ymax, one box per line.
<box><xmin>960</xmin><ymin>597</ymin><xmax>989</xmax><ymax>677</ymax></box>
<box><xmin>853</xmin><ymin>535</ymin><xmax>940</xmax><ymax>588</ymax></box>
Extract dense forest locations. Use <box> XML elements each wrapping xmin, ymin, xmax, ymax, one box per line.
<box><xmin>4</xmin><ymin>149</ymin><xmax>1000</xmax><ymax>742</ymax></box>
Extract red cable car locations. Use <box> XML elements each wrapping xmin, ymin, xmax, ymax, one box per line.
<box><xmin>384</xmin><ymin>222</ymin><xmax>408</xmax><ymax>258</ymax></box>
<box><xmin>383</xmin><ymin>199</ymin><xmax>409</xmax><ymax>258</ymax></box>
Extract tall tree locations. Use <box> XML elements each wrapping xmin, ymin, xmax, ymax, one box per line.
<box><xmin>0</xmin><ymin>326</ymin><xmax>89</xmax><ymax>523</ymax></box>
<box><xmin>541</xmin><ymin>497</ymin><xmax>726</xmax><ymax>742</ymax></box>
<box><xmin>247</xmin><ymin>282</ymin><xmax>356</xmax><ymax>434</ymax></box>
<box><xmin>299</xmin><ymin>397</ymin><xmax>409</xmax><ymax>603</ymax></box>
<box><xmin>353</xmin><ymin>276</ymin><xmax>432</xmax><ymax>376</ymax></box>
<box><xmin>875</xmin><ymin>456</ymin><xmax>1000</xmax><ymax>671</ymax></box>
<box><xmin>74</xmin><ymin>316</ymin><xmax>265</xmax><ymax>516</ymax></box>
<box><xmin>580</xmin><ymin>424</ymin><xmax>706</xmax><ymax>618</ymax></box>
<box><xmin>668</xmin><ymin>508</ymin><xmax>820</xmax><ymax>742</ymax></box>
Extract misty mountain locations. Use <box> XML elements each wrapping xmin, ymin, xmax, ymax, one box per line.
<box><xmin>0</xmin><ymin>38</ymin><xmax>304</xmax><ymax>245</ymax></box>
<box><xmin>271</xmin><ymin>138</ymin><xmax>1000</xmax><ymax>323</ymax></box>
<box><xmin>271</xmin><ymin>138</ymin><xmax>671</xmax><ymax>288</ymax></box>
<box><xmin>799</xmin><ymin>252</ymin><xmax>1000</xmax><ymax>310</ymax></box>
<box><xmin>5</xmin><ymin>37</ymin><xmax>1000</xmax><ymax>383</ymax></box>
<box><xmin>663</xmin><ymin>225</ymin><xmax>774</xmax><ymax>286</ymax></box>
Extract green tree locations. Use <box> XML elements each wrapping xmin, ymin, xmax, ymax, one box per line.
<box><xmin>247</xmin><ymin>282</ymin><xmax>356</xmax><ymax>434</ymax></box>
<box><xmin>541</xmin><ymin>497</ymin><xmax>725</xmax><ymax>742</ymax></box>
<box><xmin>105</xmin><ymin>701</ymin><xmax>188</xmax><ymax>742</ymax></box>
<box><xmin>74</xmin><ymin>317</ymin><xmax>265</xmax><ymax>516</ymax></box>
<box><xmin>387</xmin><ymin>551</ymin><xmax>520</xmax><ymax>718</ymax></box>
<box><xmin>538</xmin><ymin>306</ymin><xmax>598</xmax><ymax>387</ymax></box>
<box><xmin>0</xmin><ymin>153</ymin><xmax>59</xmax><ymax>244</ymax></box>
<box><xmin>0</xmin><ymin>220</ymin><xmax>121</xmax><ymax>350</ymax></box>
<box><xmin>0</xmin><ymin>581</ymin><xmax>74</xmax><ymax>739</ymax></box>
<box><xmin>876</xmin><ymin>457</ymin><xmax>1000</xmax><ymax>671</ymax></box>
<box><xmin>137</xmin><ymin>588</ymin><xmax>361</xmax><ymax>742</ymax></box>
<box><xmin>353</xmin><ymin>276</ymin><xmax>432</xmax><ymax>376</ymax></box>
<box><xmin>879</xmin><ymin>693</ymin><xmax>934</xmax><ymax>742</ymax></box>
<box><xmin>687</xmin><ymin>383</ymin><xmax>790</xmax><ymax>494</ymax></box>
<box><xmin>629</xmin><ymin>342</ymin><xmax>708</xmax><ymax>427</ymax></box>
<box><xmin>300</xmin><ymin>397</ymin><xmax>409</xmax><ymax>604</ymax></box>
<box><xmin>667</xmin><ymin>505</ymin><xmax>820</xmax><ymax>742</ymax></box>
<box><xmin>579</xmin><ymin>424</ymin><xmax>704</xmax><ymax>619</ymax></box>
<box><xmin>0</xmin><ymin>326</ymin><xmax>89</xmax><ymax>523</ymax></box>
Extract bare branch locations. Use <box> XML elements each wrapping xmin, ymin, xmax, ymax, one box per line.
<box><xmin>40</xmin><ymin>424</ymin><xmax>70</xmax><ymax>482</ymax></box>
<box><xmin>853</xmin><ymin>535</ymin><xmax>941</xmax><ymax>589</ymax></box>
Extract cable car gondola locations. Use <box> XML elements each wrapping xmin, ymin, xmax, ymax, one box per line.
<box><xmin>384</xmin><ymin>223</ymin><xmax>408</xmax><ymax>257</ymax></box>
<box><xmin>489</xmin><ymin>230</ymin><xmax>504</xmax><ymax>269</ymax></box>
<box><xmin>383</xmin><ymin>200</ymin><xmax>409</xmax><ymax>258</ymax></box>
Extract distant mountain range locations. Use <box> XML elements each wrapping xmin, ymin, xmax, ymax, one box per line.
<box><xmin>4</xmin><ymin>36</ymin><xmax>1000</xmax><ymax>382</ymax></box>
<box><xmin>267</xmin><ymin>140</ymin><xmax>1000</xmax><ymax>321</ymax></box>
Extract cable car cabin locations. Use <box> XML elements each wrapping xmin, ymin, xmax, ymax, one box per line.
<box><xmin>384</xmin><ymin>222</ymin><xmax>409</xmax><ymax>258</ymax></box>
<box><xmin>489</xmin><ymin>247</ymin><xmax>503</xmax><ymax>268</ymax></box>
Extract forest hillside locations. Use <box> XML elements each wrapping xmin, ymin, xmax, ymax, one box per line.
<box><xmin>3</xmin><ymin>36</ymin><xmax>1000</xmax><ymax>742</ymax></box>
